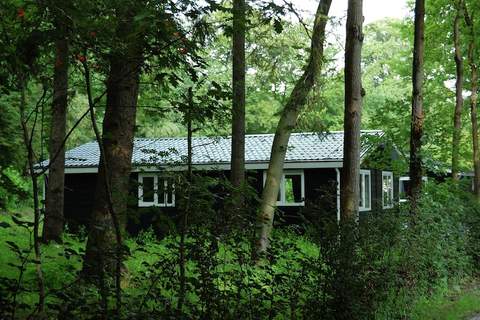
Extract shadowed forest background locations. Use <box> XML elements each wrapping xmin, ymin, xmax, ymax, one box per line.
<box><xmin>1</xmin><ymin>0</ymin><xmax>480</xmax><ymax>319</ymax></box>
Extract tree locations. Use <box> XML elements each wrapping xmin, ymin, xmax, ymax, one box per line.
<box><xmin>43</xmin><ymin>6</ymin><xmax>69</xmax><ymax>243</ymax></box>
<box><xmin>340</xmin><ymin>0</ymin><xmax>364</xmax><ymax>220</ymax></box>
<box><xmin>464</xmin><ymin>2</ymin><xmax>480</xmax><ymax>198</ymax></box>
<box><xmin>81</xmin><ymin>0</ymin><xmax>217</xmax><ymax>290</ymax></box>
<box><xmin>254</xmin><ymin>0</ymin><xmax>332</xmax><ymax>258</ymax></box>
<box><xmin>82</xmin><ymin>7</ymin><xmax>145</xmax><ymax>281</ymax></box>
<box><xmin>451</xmin><ymin>0</ymin><xmax>464</xmax><ymax>180</ymax></box>
<box><xmin>230</xmin><ymin>0</ymin><xmax>246</xmax><ymax>193</ymax></box>
<box><xmin>409</xmin><ymin>0</ymin><xmax>426</xmax><ymax>214</ymax></box>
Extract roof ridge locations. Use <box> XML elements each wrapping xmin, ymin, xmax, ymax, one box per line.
<box><xmin>132</xmin><ymin>130</ymin><xmax>384</xmax><ymax>141</ymax></box>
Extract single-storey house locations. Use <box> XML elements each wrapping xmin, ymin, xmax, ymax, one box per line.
<box><xmin>39</xmin><ymin>130</ymin><xmax>402</xmax><ymax>232</ymax></box>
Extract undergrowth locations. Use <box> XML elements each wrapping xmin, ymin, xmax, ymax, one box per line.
<box><xmin>0</xmin><ymin>180</ymin><xmax>479</xmax><ymax>319</ymax></box>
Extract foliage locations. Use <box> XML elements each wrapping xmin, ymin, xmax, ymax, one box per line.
<box><xmin>411</xmin><ymin>285</ymin><xmax>480</xmax><ymax>320</ymax></box>
<box><xmin>0</xmin><ymin>167</ymin><xmax>31</xmax><ymax>211</ymax></box>
<box><xmin>1</xmin><ymin>180</ymin><xmax>479</xmax><ymax>319</ymax></box>
<box><xmin>297</xmin><ymin>180</ymin><xmax>478</xmax><ymax>320</ymax></box>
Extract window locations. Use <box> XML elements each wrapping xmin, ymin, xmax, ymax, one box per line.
<box><xmin>382</xmin><ymin>171</ymin><xmax>394</xmax><ymax>209</ymax></box>
<box><xmin>359</xmin><ymin>170</ymin><xmax>371</xmax><ymax>211</ymax></box>
<box><xmin>399</xmin><ymin>176</ymin><xmax>427</xmax><ymax>202</ymax></box>
<box><xmin>263</xmin><ymin>170</ymin><xmax>305</xmax><ymax>206</ymax></box>
<box><xmin>138</xmin><ymin>174</ymin><xmax>175</xmax><ymax>207</ymax></box>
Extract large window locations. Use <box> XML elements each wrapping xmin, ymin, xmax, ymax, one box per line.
<box><xmin>399</xmin><ymin>176</ymin><xmax>428</xmax><ymax>202</ymax></box>
<box><xmin>382</xmin><ymin>171</ymin><xmax>394</xmax><ymax>209</ymax></box>
<box><xmin>263</xmin><ymin>170</ymin><xmax>305</xmax><ymax>206</ymax></box>
<box><xmin>138</xmin><ymin>174</ymin><xmax>175</xmax><ymax>207</ymax></box>
<box><xmin>359</xmin><ymin>170</ymin><xmax>371</xmax><ymax>211</ymax></box>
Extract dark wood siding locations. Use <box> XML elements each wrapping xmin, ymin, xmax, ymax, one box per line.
<box><xmin>64</xmin><ymin>173</ymin><xmax>97</xmax><ymax>231</ymax></box>
<box><xmin>371</xmin><ymin>169</ymin><xmax>383</xmax><ymax>212</ymax></box>
<box><xmin>300</xmin><ymin>168</ymin><xmax>338</xmax><ymax>224</ymax></box>
<box><xmin>63</xmin><ymin>166</ymin><xmax>399</xmax><ymax>233</ymax></box>
<box><xmin>270</xmin><ymin>168</ymin><xmax>338</xmax><ymax>225</ymax></box>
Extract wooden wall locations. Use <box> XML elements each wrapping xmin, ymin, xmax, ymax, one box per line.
<box><xmin>62</xmin><ymin>166</ymin><xmax>396</xmax><ymax>234</ymax></box>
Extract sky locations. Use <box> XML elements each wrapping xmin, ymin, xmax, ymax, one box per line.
<box><xmin>291</xmin><ymin>0</ymin><xmax>410</xmax><ymax>24</ymax></box>
<box><xmin>286</xmin><ymin>0</ymin><xmax>411</xmax><ymax>64</ymax></box>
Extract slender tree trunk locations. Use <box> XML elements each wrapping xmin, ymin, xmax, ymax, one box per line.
<box><xmin>254</xmin><ymin>0</ymin><xmax>332</xmax><ymax>258</ymax></box>
<box><xmin>43</xmin><ymin>24</ymin><xmax>68</xmax><ymax>243</ymax></box>
<box><xmin>340</xmin><ymin>0</ymin><xmax>364</xmax><ymax>221</ymax></box>
<box><xmin>83</xmin><ymin>27</ymin><xmax>143</xmax><ymax>277</ymax></box>
<box><xmin>464</xmin><ymin>3</ymin><xmax>480</xmax><ymax>199</ymax></box>
<box><xmin>178</xmin><ymin>89</ymin><xmax>193</xmax><ymax>315</ymax></box>
<box><xmin>230</xmin><ymin>0</ymin><xmax>246</xmax><ymax>192</ymax></box>
<box><xmin>408</xmin><ymin>0</ymin><xmax>425</xmax><ymax>214</ymax></box>
<box><xmin>471</xmin><ymin>68</ymin><xmax>479</xmax><ymax>197</ymax></box>
<box><xmin>452</xmin><ymin>0</ymin><xmax>464</xmax><ymax>180</ymax></box>
<box><xmin>19</xmin><ymin>80</ymin><xmax>45</xmax><ymax>315</ymax></box>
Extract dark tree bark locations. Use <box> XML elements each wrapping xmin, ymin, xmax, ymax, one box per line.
<box><xmin>340</xmin><ymin>0</ymin><xmax>364</xmax><ymax>221</ymax></box>
<box><xmin>254</xmin><ymin>0</ymin><xmax>332</xmax><ymax>258</ymax></box>
<box><xmin>178</xmin><ymin>88</ymin><xmax>193</xmax><ymax>315</ymax></box>
<box><xmin>43</xmin><ymin>22</ymin><xmax>68</xmax><ymax>243</ymax></box>
<box><xmin>464</xmin><ymin>3</ymin><xmax>480</xmax><ymax>199</ymax></box>
<box><xmin>230</xmin><ymin>0</ymin><xmax>246</xmax><ymax>191</ymax></box>
<box><xmin>452</xmin><ymin>0</ymin><xmax>464</xmax><ymax>180</ymax></box>
<box><xmin>408</xmin><ymin>0</ymin><xmax>426</xmax><ymax>214</ymax></box>
<box><xmin>83</xmin><ymin>17</ymin><xmax>143</xmax><ymax>278</ymax></box>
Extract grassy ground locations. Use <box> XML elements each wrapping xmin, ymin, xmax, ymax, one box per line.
<box><xmin>411</xmin><ymin>282</ymin><xmax>480</xmax><ymax>320</ymax></box>
<box><xmin>0</xmin><ymin>213</ymin><xmax>85</xmax><ymax>309</ymax></box>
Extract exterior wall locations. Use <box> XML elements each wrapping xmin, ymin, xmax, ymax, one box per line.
<box><xmin>62</xmin><ymin>166</ymin><xmax>398</xmax><ymax>233</ymax></box>
<box><xmin>64</xmin><ymin>173</ymin><xmax>97</xmax><ymax>231</ymax></box>
<box><xmin>250</xmin><ymin>168</ymin><xmax>338</xmax><ymax>225</ymax></box>
<box><xmin>298</xmin><ymin>168</ymin><xmax>338</xmax><ymax>225</ymax></box>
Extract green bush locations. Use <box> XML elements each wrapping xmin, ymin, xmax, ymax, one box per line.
<box><xmin>1</xmin><ymin>180</ymin><xmax>479</xmax><ymax>319</ymax></box>
<box><xmin>0</xmin><ymin>166</ymin><xmax>31</xmax><ymax>211</ymax></box>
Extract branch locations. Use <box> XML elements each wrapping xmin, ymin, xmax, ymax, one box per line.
<box><xmin>282</xmin><ymin>0</ymin><xmax>312</xmax><ymax>39</ymax></box>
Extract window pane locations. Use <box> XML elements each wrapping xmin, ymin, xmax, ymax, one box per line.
<box><xmin>389</xmin><ymin>177</ymin><xmax>393</xmax><ymax>204</ymax></box>
<box><xmin>383</xmin><ymin>174</ymin><xmax>393</xmax><ymax>207</ymax></box>
<box><xmin>365</xmin><ymin>174</ymin><xmax>370</xmax><ymax>208</ymax></box>
<box><xmin>400</xmin><ymin>180</ymin><xmax>410</xmax><ymax>199</ymax></box>
<box><xmin>142</xmin><ymin>177</ymin><xmax>154</xmax><ymax>202</ymax></box>
<box><xmin>158</xmin><ymin>178</ymin><xmax>165</xmax><ymax>204</ymax></box>
<box><xmin>284</xmin><ymin>174</ymin><xmax>302</xmax><ymax>203</ymax></box>
<box><xmin>383</xmin><ymin>176</ymin><xmax>388</xmax><ymax>204</ymax></box>
<box><xmin>166</xmin><ymin>178</ymin><xmax>174</xmax><ymax>204</ymax></box>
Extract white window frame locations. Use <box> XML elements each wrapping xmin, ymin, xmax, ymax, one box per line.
<box><xmin>263</xmin><ymin>170</ymin><xmax>305</xmax><ymax>206</ymax></box>
<box><xmin>382</xmin><ymin>171</ymin><xmax>394</xmax><ymax>209</ymax></box>
<box><xmin>138</xmin><ymin>173</ymin><xmax>175</xmax><ymax>207</ymax></box>
<box><xmin>398</xmin><ymin>176</ymin><xmax>428</xmax><ymax>202</ymax></box>
<box><xmin>359</xmin><ymin>170</ymin><xmax>371</xmax><ymax>212</ymax></box>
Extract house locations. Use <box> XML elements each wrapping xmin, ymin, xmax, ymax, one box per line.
<box><xmin>39</xmin><ymin>130</ymin><xmax>401</xmax><ymax>233</ymax></box>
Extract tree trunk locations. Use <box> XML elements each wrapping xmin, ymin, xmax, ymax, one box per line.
<box><xmin>178</xmin><ymin>89</ymin><xmax>193</xmax><ymax>315</ymax></box>
<box><xmin>464</xmin><ymin>3</ymin><xmax>480</xmax><ymax>199</ymax></box>
<box><xmin>408</xmin><ymin>0</ymin><xmax>425</xmax><ymax>214</ymax></box>
<box><xmin>43</xmin><ymin>24</ymin><xmax>68</xmax><ymax>243</ymax></box>
<box><xmin>83</xmin><ymin>39</ymin><xmax>143</xmax><ymax>276</ymax></box>
<box><xmin>452</xmin><ymin>0</ymin><xmax>464</xmax><ymax>180</ymax></box>
<box><xmin>19</xmin><ymin>80</ymin><xmax>45</xmax><ymax>315</ymax></box>
<box><xmin>254</xmin><ymin>0</ymin><xmax>332</xmax><ymax>258</ymax></box>
<box><xmin>230</xmin><ymin>0</ymin><xmax>246</xmax><ymax>192</ymax></box>
<box><xmin>340</xmin><ymin>0</ymin><xmax>364</xmax><ymax>221</ymax></box>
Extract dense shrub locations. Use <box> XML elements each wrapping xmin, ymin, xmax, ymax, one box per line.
<box><xmin>0</xmin><ymin>166</ymin><xmax>30</xmax><ymax>211</ymax></box>
<box><xmin>0</xmin><ymin>180</ymin><xmax>479</xmax><ymax>319</ymax></box>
